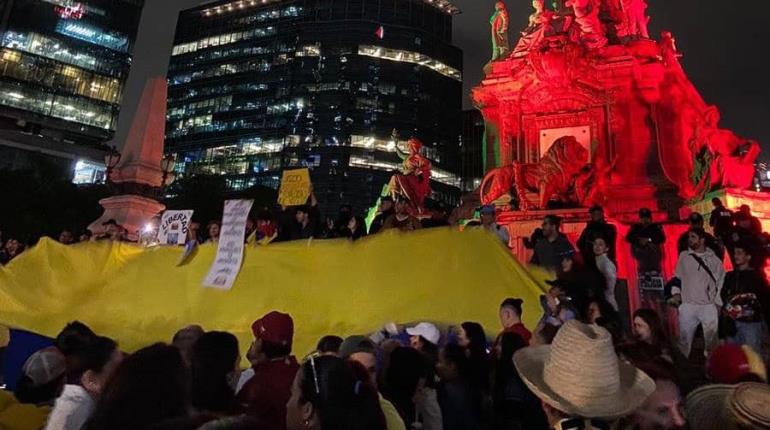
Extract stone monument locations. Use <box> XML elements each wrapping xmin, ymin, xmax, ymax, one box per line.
<box><xmin>88</xmin><ymin>77</ymin><xmax>172</xmax><ymax>240</ymax></box>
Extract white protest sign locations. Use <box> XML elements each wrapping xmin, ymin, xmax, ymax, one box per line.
<box><xmin>202</xmin><ymin>199</ymin><xmax>254</xmax><ymax>290</ymax></box>
<box><xmin>158</xmin><ymin>210</ymin><xmax>194</xmax><ymax>245</ymax></box>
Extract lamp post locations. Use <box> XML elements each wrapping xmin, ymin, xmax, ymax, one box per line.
<box><xmin>160</xmin><ymin>153</ymin><xmax>176</xmax><ymax>188</ymax></box>
<box><xmin>104</xmin><ymin>146</ymin><xmax>121</xmax><ymax>183</ymax></box>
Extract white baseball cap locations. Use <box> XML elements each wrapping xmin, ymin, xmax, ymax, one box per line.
<box><xmin>406</xmin><ymin>322</ymin><xmax>441</xmax><ymax>345</ymax></box>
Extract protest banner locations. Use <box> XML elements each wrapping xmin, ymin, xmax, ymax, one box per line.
<box><xmin>158</xmin><ymin>210</ymin><xmax>194</xmax><ymax>245</ymax></box>
<box><xmin>202</xmin><ymin>199</ymin><xmax>254</xmax><ymax>290</ymax></box>
<box><xmin>277</xmin><ymin>168</ymin><xmax>311</xmax><ymax>206</ymax></box>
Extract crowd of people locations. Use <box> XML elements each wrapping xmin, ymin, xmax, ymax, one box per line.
<box><xmin>1</xmin><ymin>196</ymin><xmax>770</xmax><ymax>429</ymax></box>
<box><xmin>524</xmin><ymin>200</ymin><xmax>769</xmax><ymax>361</ymax></box>
<box><xmin>1</xmin><ymin>294</ymin><xmax>768</xmax><ymax>430</ymax></box>
<box><xmin>0</xmin><ymin>193</ymin><xmax>456</xmax><ymax>266</ymax></box>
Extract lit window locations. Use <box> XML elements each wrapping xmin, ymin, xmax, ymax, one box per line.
<box><xmin>56</xmin><ymin>19</ymin><xmax>129</xmax><ymax>52</ymax></box>
<box><xmin>296</xmin><ymin>43</ymin><xmax>321</xmax><ymax>57</ymax></box>
<box><xmin>172</xmin><ymin>26</ymin><xmax>277</xmax><ymax>56</ymax></box>
<box><xmin>357</xmin><ymin>45</ymin><xmax>461</xmax><ymax>81</ymax></box>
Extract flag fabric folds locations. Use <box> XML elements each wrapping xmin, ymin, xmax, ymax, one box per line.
<box><xmin>0</xmin><ymin>228</ymin><xmax>548</xmax><ymax>355</ymax></box>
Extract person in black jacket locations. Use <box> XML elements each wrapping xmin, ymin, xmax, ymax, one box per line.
<box><xmin>709</xmin><ymin>198</ymin><xmax>734</xmax><ymax>242</ymax></box>
<box><xmin>626</xmin><ymin>208</ymin><xmax>666</xmax><ymax>274</ymax></box>
<box><xmin>721</xmin><ymin>243</ymin><xmax>770</xmax><ymax>354</ymax></box>
<box><xmin>278</xmin><ymin>192</ymin><xmax>321</xmax><ymax>241</ymax></box>
<box><xmin>577</xmin><ymin>205</ymin><xmax>618</xmax><ymax>264</ymax></box>
<box><xmin>677</xmin><ymin>212</ymin><xmax>724</xmax><ymax>260</ymax></box>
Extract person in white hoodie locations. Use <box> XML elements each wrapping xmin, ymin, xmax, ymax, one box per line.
<box><xmin>672</xmin><ymin>227</ymin><xmax>725</xmax><ymax>358</ymax></box>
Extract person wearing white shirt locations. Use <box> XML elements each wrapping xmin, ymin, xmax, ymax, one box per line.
<box><xmin>45</xmin><ymin>336</ymin><xmax>122</xmax><ymax>430</ymax></box>
<box><xmin>593</xmin><ymin>236</ymin><xmax>619</xmax><ymax>311</ymax></box>
<box><xmin>672</xmin><ymin>227</ymin><xmax>725</xmax><ymax>358</ymax></box>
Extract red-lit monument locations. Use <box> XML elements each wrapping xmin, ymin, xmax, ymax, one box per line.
<box><xmin>472</xmin><ymin>0</ymin><xmax>768</xmax><ymax>308</ymax></box>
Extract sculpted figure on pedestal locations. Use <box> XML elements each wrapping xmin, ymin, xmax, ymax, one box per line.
<box><xmin>565</xmin><ymin>0</ymin><xmax>608</xmax><ymax>48</ymax></box>
<box><xmin>480</xmin><ymin>136</ymin><xmax>595</xmax><ymax>210</ymax></box>
<box><xmin>490</xmin><ymin>2</ymin><xmax>511</xmax><ymax>61</ymax></box>
<box><xmin>619</xmin><ymin>0</ymin><xmax>649</xmax><ymax>39</ymax></box>
<box><xmin>512</xmin><ymin>0</ymin><xmax>552</xmax><ymax>57</ymax></box>
<box><xmin>690</xmin><ymin>107</ymin><xmax>760</xmax><ymax>193</ymax></box>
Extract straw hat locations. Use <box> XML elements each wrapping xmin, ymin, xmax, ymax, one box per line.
<box><xmin>513</xmin><ymin>320</ymin><xmax>655</xmax><ymax>419</ymax></box>
<box><xmin>686</xmin><ymin>383</ymin><xmax>770</xmax><ymax>429</ymax></box>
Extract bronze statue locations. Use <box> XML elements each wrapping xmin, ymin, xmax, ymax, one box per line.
<box><xmin>490</xmin><ymin>2</ymin><xmax>510</xmax><ymax>61</ymax></box>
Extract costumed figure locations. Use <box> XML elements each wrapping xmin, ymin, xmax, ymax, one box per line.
<box><xmin>388</xmin><ymin>134</ymin><xmax>432</xmax><ymax>214</ymax></box>
<box><xmin>512</xmin><ymin>0</ymin><xmax>553</xmax><ymax>57</ymax></box>
<box><xmin>690</xmin><ymin>107</ymin><xmax>760</xmax><ymax>194</ymax></box>
<box><xmin>489</xmin><ymin>2</ymin><xmax>510</xmax><ymax>61</ymax></box>
<box><xmin>565</xmin><ymin>0</ymin><xmax>608</xmax><ymax>49</ymax></box>
<box><xmin>619</xmin><ymin>0</ymin><xmax>649</xmax><ymax>39</ymax></box>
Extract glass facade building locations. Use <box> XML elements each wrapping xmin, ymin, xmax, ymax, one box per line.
<box><xmin>0</xmin><ymin>0</ymin><xmax>144</xmax><ymax>146</ymax></box>
<box><xmin>166</xmin><ymin>0</ymin><xmax>463</xmax><ymax>214</ymax></box>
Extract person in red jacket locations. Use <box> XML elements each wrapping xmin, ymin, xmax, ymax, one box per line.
<box><xmin>236</xmin><ymin>311</ymin><xmax>299</xmax><ymax>430</ymax></box>
<box><xmin>495</xmin><ymin>298</ymin><xmax>532</xmax><ymax>349</ymax></box>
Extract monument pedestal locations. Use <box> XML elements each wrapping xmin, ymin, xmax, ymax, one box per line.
<box><xmin>88</xmin><ymin>195</ymin><xmax>166</xmax><ymax>241</ymax></box>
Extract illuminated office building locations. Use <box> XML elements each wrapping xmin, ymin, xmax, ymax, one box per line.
<box><xmin>167</xmin><ymin>0</ymin><xmax>463</xmax><ymax>214</ymax></box>
<box><xmin>0</xmin><ymin>0</ymin><xmax>144</xmax><ymax>179</ymax></box>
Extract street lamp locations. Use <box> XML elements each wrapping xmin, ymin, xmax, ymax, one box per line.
<box><xmin>161</xmin><ymin>153</ymin><xmax>176</xmax><ymax>187</ymax></box>
<box><xmin>104</xmin><ymin>146</ymin><xmax>121</xmax><ymax>183</ymax></box>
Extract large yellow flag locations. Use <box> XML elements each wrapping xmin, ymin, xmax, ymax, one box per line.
<box><xmin>0</xmin><ymin>228</ymin><xmax>548</xmax><ymax>354</ymax></box>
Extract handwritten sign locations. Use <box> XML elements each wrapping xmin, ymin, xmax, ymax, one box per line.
<box><xmin>158</xmin><ymin>210</ymin><xmax>193</xmax><ymax>245</ymax></box>
<box><xmin>277</xmin><ymin>168</ymin><xmax>311</xmax><ymax>206</ymax></box>
<box><xmin>202</xmin><ymin>199</ymin><xmax>254</xmax><ymax>290</ymax></box>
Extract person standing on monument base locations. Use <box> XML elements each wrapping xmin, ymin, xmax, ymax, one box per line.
<box><xmin>578</xmin><ymin>205</ymin><xmax>617</xmax><ymax>264</ymax></box>
<box><xmin>720</xmin><ymin>243</ymin><xmax>770</xmax><ymax>355</ymax></box>
<box><xmin>531</xmin><ymin>215</ymin><xmax>574</xmax><ymax>272</ymax></box>
<box><xmin>709</xmin><ymin>197</ymin><xmax>734</xmax><ymax>244</ymax></box>
<box><xmin>672</xmin><ymin>228</ymin><xmax>725</xmax><ymax>359</ymax></box>
<box><xmin>626</xmin><ymin>208</ymin><xmax>667</xmax><ymax>312</ymax></box>
<box><xmin>676</xmin><ymin>212</ymin><xmax>724</xmax><ymax>261</ymax></box>
<box><xmin>626</xmin><ymin>208</ymin><xmax>666</xmax><ymax>274</ymax></box>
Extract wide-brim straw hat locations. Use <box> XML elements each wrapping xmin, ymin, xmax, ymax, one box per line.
<box><xmin>514</xmin><ymin>320</ymin><xmax>655</xmax><ymax>419</ymax></box>
<box><xmin>686</xmin><ymin>383</ymin><xmax>770</xmax><ymax>429</ymax></box>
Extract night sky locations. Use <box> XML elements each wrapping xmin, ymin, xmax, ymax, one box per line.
<box><xmin>120</xmin><ymin>0</ymin><xmax>770</xmax><ymax>156</ymax></box>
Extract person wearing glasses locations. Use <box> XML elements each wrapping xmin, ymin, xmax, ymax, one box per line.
<box><xmin>286</xmin><ymin>355</ymin><xmax>386</xmax><ymax>430</ymax></box>
<box><xmin>236</xmin><ymin>311</ymin><xmax>299</xmax><ymax>430</ymax></box>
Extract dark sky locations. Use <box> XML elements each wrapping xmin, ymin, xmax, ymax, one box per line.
<box><xmin>118</xmin><ymin>0</ymin><xmax>770</xmax><ymax>154</ymax></box>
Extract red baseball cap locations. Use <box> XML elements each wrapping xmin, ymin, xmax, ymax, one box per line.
<box><xmin>251</xmin><ymin>311</ymin><xmax>294</xmax><ymax>347</ymax></box>
<box><xmin>707</xmin><ymin>344</ymin><xmax>767</xmax><ymax>384</ymax></box>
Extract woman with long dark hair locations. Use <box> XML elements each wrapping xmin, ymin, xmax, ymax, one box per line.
<box><xmin>457</xmin><ymin>321</ymin><xmax>491</xmax><ymax>397</ymax></box>
<box><xmin>619</xmin><ymin>308</ymin><xmax>692</xmax><ymax>391</ymax></box>
<box><xmin>87</xmin><ymin>343</ymin><xmax>190</xmax><ymax>430</ymax></box>
<box><xmin>285</xmin><ymin>355</ymin><xmax>385</xmax><ymax>430</ymax></box>
<box><xmin>190</xmin><ymin>331</ymin><xmax>240</xmax><ymax>416</ymax></box>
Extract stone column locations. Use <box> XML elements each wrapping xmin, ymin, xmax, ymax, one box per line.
<box><xmin>88</xmin><ymin>78</ymin><xmax>171</xmax><ymax>241</ymax></box>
